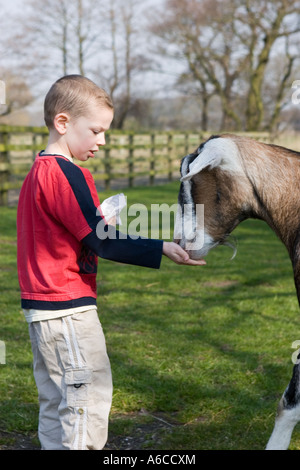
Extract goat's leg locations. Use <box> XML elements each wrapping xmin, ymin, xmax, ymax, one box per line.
<box><xmin>266</xmin><ymin>363</ymin><xmax>300</xmax><ymax>450</ymax></box>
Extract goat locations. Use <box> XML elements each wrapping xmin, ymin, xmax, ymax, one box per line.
<box><xmin>174</xmin><ymin>133</ymin><xmax>300</xmax><ymax>450</ymax></box>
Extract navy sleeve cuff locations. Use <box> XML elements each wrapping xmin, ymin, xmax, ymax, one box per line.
<box><xmin>82</xmin><ymin>226</ymin><xmax>163</xmax><ymax>269</ymax></box>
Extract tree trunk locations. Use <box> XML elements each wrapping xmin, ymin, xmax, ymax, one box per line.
<box><xmin>245</xmin><ymin>5</ymin><xmax>286</xmax><ymax>131</ymax></box>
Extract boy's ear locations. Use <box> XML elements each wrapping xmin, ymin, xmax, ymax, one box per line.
<box><xmin>53</xmin><ymin>113</ymin><xmax>70</xmax><ymax>135</ymax></box>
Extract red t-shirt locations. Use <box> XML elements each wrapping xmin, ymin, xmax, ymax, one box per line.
<box><xmin>17</xmin><ymin>153</ymin><xmax>163</xmax><ymax>313</ymax></box>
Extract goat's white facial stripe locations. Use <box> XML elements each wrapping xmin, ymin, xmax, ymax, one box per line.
<box><xmin>180</xmin><ymin>155</ymin><xmax>195</xmax><ymax>206</ymax></box>
<box><xmin>174</xmin><ymin>154</ymin><xmax>198</xmax><ymax>243</ymax></box>
<box><xmin>174</xmin><ymin>192</ymin><xmax>214</xmax><ymax>258</ymax></box>
<box><xmin>174</xmin><ymin>201</ymin><xmax>204</xmax><ymax>243</ymax></box>
<box><xmin>181</xmin><ymin>137</ymin><xmax>243</xmax><ymax>181</ymax></box>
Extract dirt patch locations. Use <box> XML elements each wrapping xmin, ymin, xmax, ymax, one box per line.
<box><xmin>0</xmin><ymin>412</ymin><xmax>174</xmax><ymax>450</ymax></box>
<box><xmin>0</xmin><ymin>430</ymin><xmax>39</xmax><ymax>450</ymax></box>
<box><xmin>202</xmin><ymin>280</ymin><xmax>239</xmax><ymax>289</ymax></box>
<box><xmin>106</xmin><ymin>421</ymin><xmax>171</xmax><ymax>451</ymax></box>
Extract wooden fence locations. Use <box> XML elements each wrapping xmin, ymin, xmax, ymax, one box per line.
<box><xmin>0</xmin><ymin>125</ymin><xmax>211</xmax><ymax>206</ymax></box>
<box><xmin>0</xmin><ymin>125</ymin><xmax>274</xmax><ymax>206</ymax></box>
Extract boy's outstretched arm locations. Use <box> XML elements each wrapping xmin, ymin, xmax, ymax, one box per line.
<box><xmin>162</xmin><ymin>242</ymin><xmax>206</xmax><ymax>266</ymax></box>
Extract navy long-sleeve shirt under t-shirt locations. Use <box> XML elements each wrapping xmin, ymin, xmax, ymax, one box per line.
<box><xmin>17</xmin><ymin>153</ymin><xmax>163</xmax><ymax>321</ymax></box>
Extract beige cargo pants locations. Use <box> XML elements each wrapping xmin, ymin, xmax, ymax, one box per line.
<box><xmin>28</xmin><ymin>309</ymin><xmax>113</xmax><ymax>450</ymax></box>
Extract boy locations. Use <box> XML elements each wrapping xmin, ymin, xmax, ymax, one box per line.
<box><xmin>17</xmin><ymin>75</ymin><xmax>205</xmax><ymax>450</ymax></box>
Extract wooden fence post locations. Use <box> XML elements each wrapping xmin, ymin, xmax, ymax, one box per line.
<box><xmin>150</xmin><ymin>133</ymin><xmax>155</xmax><ymax>186</ymax></box>
<box><xmin>104</xmin><ymin>133</ymin><xmax>111</xmax><ymax>190</ymax></box>
<box><xmin>0</xmin><ymin>129</ymin><xmax>9</xmax><ymax>206</ymax></box>
<box><xmin>32</xmin><ymin>134</ymin><xmax>37</xmax><ymax>161</ymax></box>
<box><xmin>128</xmin><ymin>133</ymin><xmax>134</xmax><ymax>188</ymax></box>
<box><xmin>167</xmin><ymin>133</ymin><xmax>174</xmax><ymax>181</ymax></box>
<box><xmin>42</xmin><ymin>131</ymin><xmax>48</xmax><ymax>153</ymax></box>
<box><xmin>184</xmin><ymin>132</ymin><xmax>189</xmax><ymax>156</ymax></box>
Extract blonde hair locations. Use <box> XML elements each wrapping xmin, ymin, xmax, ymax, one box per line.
<box><xmin>44</xmin><ymin>75</ymin><xmax>114</xmax><ymax>129</ymax></box>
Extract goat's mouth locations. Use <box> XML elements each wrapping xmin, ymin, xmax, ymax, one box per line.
<box><xmin>177</xmin><ymin>234</ymin><xmax>237</xmax><ymax>260</ymax></box>
<box><xmin>184</xmin><ymin>241</ymin><xmax>219</xmax><ymax>260</ymax></box>
<box><xmin>175</xmin><ymin>232</ymin><xmax>218</xmax><ymax>259</ymax></box>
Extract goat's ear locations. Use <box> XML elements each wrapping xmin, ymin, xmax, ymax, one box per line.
<box><xmin>180</xmin><ymin>137</ymin><xmax>241</xmax><ymax>182</ymax></box>
<box><xmin>180</xmin><ymin>152</ymin><xmax>222</xmax><ymax>181</ymax></box>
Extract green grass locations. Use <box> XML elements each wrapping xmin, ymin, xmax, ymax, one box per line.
<box><xmin>1</xmin><ymin>181</ymin><xmax>300</xmax><ymax>449</ymax></box>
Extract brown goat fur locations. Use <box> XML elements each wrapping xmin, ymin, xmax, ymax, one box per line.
<box><xmin>176</xmin><ymin>134</ymin><xmax>300</xmax><ymax>449</ymax></box>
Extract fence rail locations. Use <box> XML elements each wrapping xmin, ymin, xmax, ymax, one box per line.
<box><xmin>0</xmin><ymin>125</ymin><xmax>211</xmax><ymax>206</ymax></box>
<box><xmin>0</xmin><ymin>125</ymin><xmax>273</xmax><ymax>206</ymax></box>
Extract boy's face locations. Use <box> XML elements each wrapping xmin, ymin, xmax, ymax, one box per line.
<box><xmin>63</xmin><ymin>103</ymin><xmax>114</xmax><ymax>162</ymax></box>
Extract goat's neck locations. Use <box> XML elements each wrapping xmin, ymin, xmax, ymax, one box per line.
<box><xmin>245</xmin><ymin>153</ymin><xmax>300</xmax><ymax>303</ymax></box>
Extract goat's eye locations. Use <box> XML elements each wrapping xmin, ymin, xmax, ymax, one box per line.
<box><xmin>216</xmin><ymin>191</ymin><xmax>221</xmax><ymax>203</ymax></box>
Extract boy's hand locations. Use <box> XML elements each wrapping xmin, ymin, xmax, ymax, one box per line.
<box><xmin>162</xmin><ymin>242</ymin><xmax>206</xmax><ymax>266</ymax></box>
<box><xmin>106</xmin><ymin>215</ymin><xmax>117</xmax><ymax>226</ymax></box>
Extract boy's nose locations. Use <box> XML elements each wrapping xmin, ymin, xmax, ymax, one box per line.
<box><xmin>97</xmin><ymin>134</ymin><xmax>106</xmax><ymax>146</ymax></box>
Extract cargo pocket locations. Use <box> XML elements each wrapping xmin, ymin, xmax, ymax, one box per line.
<box><xmin>64</xmin><ymin>368</ymin><xmax>93</xmax><ymax>407</ymax></box>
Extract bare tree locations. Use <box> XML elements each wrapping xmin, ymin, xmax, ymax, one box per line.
<box><xmin>8</xmin><ymin>0</ymin><xmax>72</xmax><ymax>79</ymax></box>
<box><xmin>3</xmin><ymin>0</ymin><xmax>148</xmax><ymax>129</ymax></box>
<box><xmin>8</xmin><ymin>0</ymin><xmax>103</xmax><ymax>80</ymax></box>
<box><xmin>96</xmin><ymin>0</ymin><xmax>149</xmax><ymax>129</ymax></box>
<box><xmin>262</xmin><ymin>42</ymin><xmax>297</xmax><ymax>132</ymax></box>
<box><xmin>0</xmin><ymin>70</ymin><xmax>33</xmax><ymax>119</ymax></box>
<box><xmin>150</xmin><ymin>0</ymin><xmax>247</xmax><ymax>130</ymax></box>
<box><xmin>149</xmin><ymin>0</ymin><xmax>300</xmax><ymax>131</ymax></box>
<box><xmin>237</xmin><ymin>0</ymin><xmax>300</xmax><ymax>131</ymax></box>
<box><xmin>71</xmin><ymin>0</ymin><xmax>104</xmax><ymax>76</ymax></box>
